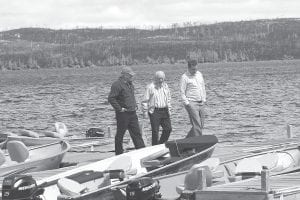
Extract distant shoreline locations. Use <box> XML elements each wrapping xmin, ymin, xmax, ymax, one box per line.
<box><xmin>1</xmin><ymin>59</ymin><xmax>300</xmax><ymax>72</ymax></box>
<box><xmin>1</xmin><ymin>18</ymin><xmax>300</xmax><ymax>71</ymax></box>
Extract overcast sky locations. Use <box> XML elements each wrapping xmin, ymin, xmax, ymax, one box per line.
<box><xmin>0</xmin><ymin>0</ymin><xmax>299</xmax><ymax>31</ymax></box>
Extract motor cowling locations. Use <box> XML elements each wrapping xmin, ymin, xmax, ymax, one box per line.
<box><xmin>126</xmin><ymin>177</ymin><xmax>161</xmax><ymax>200</ymax></box>
<box><xmin>2</xmin><ymin>174</ymin><xmax>44</xmax><ymax>200</ymax></box>
<box><xmin>86</xmin><ymin>128</ymin><xmax>104</xmax><ymax>137</ymax></box>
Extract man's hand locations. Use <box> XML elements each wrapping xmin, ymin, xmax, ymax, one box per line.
<box><xmin>143</xmin><ymin>112</ymin><xmax>148</xmax><ymax>119</ymax></box>
<box><xmin>121</xmin><ymin>108</ymin><xmax>128</xmax><ymax>112</ymax></box>
<box><xmin>184</xmin><ymin>103</ymin><xmax>191</xmax><ymax>108</ymax></box>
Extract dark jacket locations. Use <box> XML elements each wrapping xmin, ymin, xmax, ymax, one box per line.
<box><xmin>108</xmin><ymin>77</ymin><xmax>137</xmax><ymax>112</ymax></box>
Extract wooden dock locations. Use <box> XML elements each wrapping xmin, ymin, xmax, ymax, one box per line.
<box><xmin>195</xmin><ymin>171</ymin><xmax>300</xmax><ymax>200</ymax></box>
<box><xmin>0</xmin><ymin>134</ymin><xmax>299</xmax><ymax>199</ymax></box>
<box><xmin>191</xmin><ymin>137</ymin><xmax>300</xmax><ymax>200</ymax></box>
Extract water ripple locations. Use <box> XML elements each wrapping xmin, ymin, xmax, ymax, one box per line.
<box><xmin>0</xmin><ymin>61</ymin><xmax>299</xmax><ymax>145</ymax></box>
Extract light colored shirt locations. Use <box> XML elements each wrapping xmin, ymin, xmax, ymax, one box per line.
<box><xmin>141</xmin><ymin>82</ymin><xmax>171</xmax><ymax>114</ymax></box>
<box><xmin>180</xmin><ymin>71</ymin><xmax>206</xmax><ymax>105</ymax></box>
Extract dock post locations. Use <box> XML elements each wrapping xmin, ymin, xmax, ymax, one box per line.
<box><xmin>197</xmin><ymin>168</ymin><xmax>207</xmax><ymax>190</ymax></box>
<box><xmin>261</xmin><ymin>167</ymin><xmax>270</xmax><ymax>192</ymax></box>
<box><xmin>287</xmin><ymin>124</ymin><xmax>293</xmax><ymax>138</ymax></box>
<box><xmin>107</xmin><ymin>126</ymin><xmax>111</xmax><ymax>138</ymax></box>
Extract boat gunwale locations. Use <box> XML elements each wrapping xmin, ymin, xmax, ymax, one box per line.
<box><xmin>68</xmin><ymin>142</ymin><xmax>218</xmax><ymax>199</ymax></box>
<box><xmin>0</xmin><ymin>141</ymin><xmax>70</xmax><ymax>173</ymax></box>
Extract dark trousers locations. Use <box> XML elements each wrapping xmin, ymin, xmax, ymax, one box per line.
<box><xmin>149</xmin><ymin>108</ymin><xmax>172</xmax><ymax>145</ymax></box>
<box><xmin>115</xmin><ymin>111</ymin><xmax>145</xmax><ymax>155</ymax></box>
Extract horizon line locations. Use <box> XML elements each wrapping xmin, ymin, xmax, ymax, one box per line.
<box><xmin>1</xmin><ymin>17</ymin><xmax>300</xmax><ymax>32</ymax></box>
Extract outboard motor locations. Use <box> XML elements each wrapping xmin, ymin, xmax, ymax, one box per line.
<box><xmin>2</xmin><ymin>174</ymin><xmax>44</xmax><ymax>200</ymax></box>
<box><xmin>86</xmin><ymin>128</ymin><xmax>105</xmax><ymax>137</ymax></box>
<box><xmin>126</xmin><ymin>177</ymin><xmax>161</xmax><ymax>200</ymax></box>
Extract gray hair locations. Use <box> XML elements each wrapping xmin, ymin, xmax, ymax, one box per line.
<box><xmin>155</xmin><ymin>71</ymin><xmax>165</xmax><ymax>79</ymax></box>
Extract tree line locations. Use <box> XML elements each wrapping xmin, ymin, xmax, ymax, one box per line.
<box><xmin>0</xmin><ymin>18</ymin><xmax>299</xmax><ymax>70</ymax></box>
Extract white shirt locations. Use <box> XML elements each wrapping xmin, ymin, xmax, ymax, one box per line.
<box><xmin>142</xmin><ymin>82</ymin><xmax>171</xmax><ymax>114</ymax></box>
<box><xmin>180</xmin><ymin>71</ymin><xmax>206</xmax><ymax>105</ymax></box>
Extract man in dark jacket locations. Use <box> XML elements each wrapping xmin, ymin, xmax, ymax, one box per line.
<box><xmin>108</xmin><ymin>66</ymin><xmax>145</xmax><ymax>155</ymax></box>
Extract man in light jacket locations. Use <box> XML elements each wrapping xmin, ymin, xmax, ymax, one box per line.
<box><xmin>142</xmin><ymin>71</ymin><xmax>172</xmax><ymax>145</ymax></box>
<box><xmin>180</xmin><ymin>59</ymin><xmax>206</xmax><ymax>137</ymax></box>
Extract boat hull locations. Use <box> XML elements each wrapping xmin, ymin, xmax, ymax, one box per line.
<box><xmin>60</xmin><ymin>145</ymin><xmax>215</xmax><ymax>200</ymax></box>
<box><xmin>6</xmin><ymin>135</ymin><xmax>60</xmax><ymax>146</ymax></box>
<box><xmin>38</xmin><ymin>136</ymin><xmax>218</xmax><ymax>200</ymax></box>
<box><xmin>155</xmin><ymin>145</ymin><xmax>300</xmax><ymax>199</ymax></box>
<box><xmin>44</xmin><ymin>136</ymin><xmax>216</xmax><ymax>200</ymax></box>
<box><xmin>0</xmin><ymin>141</ymin><xmax>70</xmax><ymax>177</ymax></box>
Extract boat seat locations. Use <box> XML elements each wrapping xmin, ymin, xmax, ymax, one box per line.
<box><xmin>67</xmin><ymin>170</ymin><xmax>104</xmax><ymax>184</ymax></box>
<box><xmin>192</xmin><ymin>158</ymin><xmax>220</xmax><ymax>171</ymax></box>
<box><xmin>105</xmin><ymin>155</ymin><xmax>137</xmax><ymax>182</ymax></box>
<box><xmin>224</xmin><ymin>162</ymin><xmax>237</xmax><ymax>177</ymax></box>
<box><xmin>142</xmin><ymin>157</ymin><xmax>172</xmax><ymax>168</ymax></box>
<box><xmin>272</xmin><ymin>152</ymin><xmax>295</xmax><ymax>172</ymax></box>
<box><xmin>18</xmin><ymin>129</ymin><xmax>39</xmax><ymax>138</ymax></box>
<box><xmin>4</xmin><ymin>131</ymin><xmax>18</xmax><ymax>137</ymax></box>
<box><xmin>176</xmin><ymin>169</ymin><xmax>226</xmax><ymax>194</ymax></box>
<box><xmin>140</xmin><ymin>148</ymin><xmax>170</xmax><ymax>168</ymax></box>
<box><xmin>223</xmin><ymin>162</ymin><xmax>241</xmax><ymax>182</ymax></box>
<box><xmin>55</xmin><ymin>122</ymin><xmax>68</xmax><ymax>137</ymax></box>
<box><xmin>0</xmin><ymin>149</ymin><xmax>6</xmax><ymax>166</ymax></box>
<box><xmin>176</xmin><ymin>165</ymin><xmax>212</xmax><ymax>195</ymax></box>
<box><xmin>232</xmin><ymin>158</ymin><xmax>262</xmax><ymax>180</ymax></box>
<box><xmin>57</xmin><ymin>178</ymin><xmax>87</xmax><ymax>197</ymax></box>
<box><xmin>7</xmin><ymin>141</ymin><xmax>29</xmax><ymax>163</ymax></box>
<box><xmin>176</xmin><ymin>158</ymin><xmax>223</xmax><ymax>194</ymax></box>
<box><xmin>65</xmin><ymin>170</ymin><xmax>110</xmax><ymax>191</ymax></box>
<box><xmin>107</xmin><ymin>155</ymin><xmax>133</xmax><ymax>171</ymax></box>
<box><xmin>235</xmin><ymin>158</ymin><xmax>262</xmax><ymax>175</ymax></box>
<box><xmin>255</xmin><ymin>153</ymin><xmax>279</xmax><ymax>170</ymax></box>
<box><xmin>43</xmin><ymin>131</ymin><xmax>63</xmax><ymax>139</ymax></box>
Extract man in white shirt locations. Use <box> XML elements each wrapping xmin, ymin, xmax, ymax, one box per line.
<box><xmin>142</xmin><ymin>71</ymin><xmax>172</xmax><ymax>145</ymax></box>
<box><xmin>180</xmin><ymin>59</ymin><xmax>206</xmax><ymax>137</ymax></box>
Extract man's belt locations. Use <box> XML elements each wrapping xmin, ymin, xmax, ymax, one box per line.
<box><xmin>154</xmin><ymin>107</ymin><xmax>168</xmax><ymax>111</ymax></box>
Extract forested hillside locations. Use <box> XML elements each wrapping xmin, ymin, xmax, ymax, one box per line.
<box><xmin>0</xmin><ymin>18</ymin><xmax>300</xmax><ymax>70</ymax></box>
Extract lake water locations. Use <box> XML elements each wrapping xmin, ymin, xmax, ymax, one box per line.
<box><xmin>0</xmin><ymin>60</ymin><xmax>299</xmax><ymax>146</ymax></box>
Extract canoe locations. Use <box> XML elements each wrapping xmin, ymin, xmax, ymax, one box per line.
<box><xmin>148</xmin><ymin>143</ymin><xmax>300</xmax><ymax>199</ymax></box>
<box><xmin>0</xmin><ymin>140</ymin><xmax>70</xmax><ymax>177</ymax></box>
<box><xmin>13</xmin><ymin>135</ymin><xmax>217</xmax><ymax>200</ymax></box>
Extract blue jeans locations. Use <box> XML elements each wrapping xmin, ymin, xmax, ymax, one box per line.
<box><xmin>185</xmin><ymin>101</ymin><xmax>205</xmax><ymax>137</ymax></box>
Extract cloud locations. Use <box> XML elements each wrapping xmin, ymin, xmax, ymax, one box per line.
<box><xmin>0</xmin><ymin>0</ymin><xmax>299</xmax><ymax>30</ymax></box>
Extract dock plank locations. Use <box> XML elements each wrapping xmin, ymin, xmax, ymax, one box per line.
<box><xmin>196</xmin><ymin>171</ymin><xmax>300</xmax><ymax>200</ymax></box>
